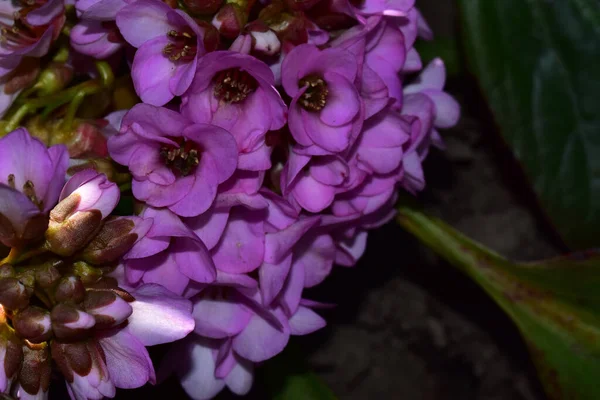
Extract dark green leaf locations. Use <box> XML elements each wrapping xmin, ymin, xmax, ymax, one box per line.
<box><xmin>397</xmin><ymin>206</ymin><xmax>600</xmax><ymax>400</ymax></box>
<box><xmin>263</xmin><ymin>343</ymin><xmax>337</xmax><ymax>400</ymax></box>
<box><xmin>458</xmin><ymin>0</ymin><xmax>600</xmax><ymax>248</ymax></box>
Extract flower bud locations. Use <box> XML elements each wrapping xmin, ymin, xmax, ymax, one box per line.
<box><xmin>0</xmin><ymin>278</ymin><xmax>32</xmax><ymax>311</ymax></box>
<box><xmin>72</xmin><ymin>261</ymin><xmax>103</xmax><ymax>285</ymax></box>
<box><xmin>50</xmin><ymin>304</ymin><xmax>96</xmax><ymax>341</ymax></box>
<box><xmin>0</xmin><ymin>316</ymin><xmax>23</xmax><ymax>393</ymax></box>
<box><xmin>213</xmin><ymin>4</ymin><xmax>247</xmax><ymax>39</ymax></box>
<box><xmin>35</xmin><ymin>62</ymin><xmax>74</xmax><ymax>96</ymax></box>
<box><xmin>46</xmin><ymin>171</ymin><xmax>119</xmax><ymax>257</ymax></box>
<box><xmin>61</xmin><ymin>121</ymin><xmax>110</xmax><ymax>159</ymax></box>
<box><xmin>12</xmin><ymin>307</ymin><xmax>53</xmax><ymax>344</ymax></box>
<box><xmin>33</xmin><ymin>260</ymin><xmax>63</xmax><ymax>289</ymax></box>
<box><xmin>55</xmin><ymin>275</ymin><xmax>86</xmax><ymax>304</ymax></box>
<box><xmin>14</xmin><ymin>343</ymin><xmax>51</xmax><ymax>399</ymax></box>
<box><xmin>78</xmin><ymin>217</ymin><xmax>140</xmax><ymax>265</ymax></box>
<box><xmin>83</xmin><ymin>290</ymin><xmax>133</xmax><ymax>328</ymax></box>
<box><xmin>182</xmin><ymin>0</ymin><xmax>223</xmax><ymax>15</ymax></box>
<box><xmin>51</xmin><ymin>340</ymin><xmax>115</xmax><ymax>398</ymax></box>
<box><xmin>248</xmin><ymin>22</ymin><xmax>281</xmax><ymax>55</ymax></box>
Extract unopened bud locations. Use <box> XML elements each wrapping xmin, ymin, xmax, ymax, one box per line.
<box><xmin>83</xmin><ymin>290</ymin><xmax>133</xmax><ymax>328</ymax></box>
<box><xmin>213</xmin><ymin>4</ymin><xmax>247</xmax><ymax>39</ymax></box>
<box><xmin>33</xmin><ymin>260</ymin><xmax>63</xmax><ymax>289</ymax></box>
<box><xmin>46</xmin><ymin>171</ymin><xmax>119</xmax><ymax>257</ymax></box>
<box><xmin>0</xmin><ymin>327</ymin><xmax>23</xmax><ymax>388</ymax></box>
<box><xmin>12</xmin><ymin>307</ymin><xmax>53</xmax><ymax>343</ymax></box>
<box><xmin>67</xmin><ymin>158</ymin><xmax>130</xmax><ymax>185</ymax></box>
<box><xmin>15</xmin><ymin>343</ymin><xmax>51</xmax><ymax>399</ymax></box>
<box><xmin>35</xmin><ymin>62</ymin><xmax>74</xmax><ymax>96</ymax></box>
<box><xmin>0</xmin><ymin>277</ymin><xmax>32</xmax><ymax>311</ymax></box>
<box><xmin>79</xmin><ymin>217</ymin><xmax>138</xmax><ymax>265</ymax></box>
<box><xmin>54</xmin><ymin>275</ymin><xmax>86</xmax><ymax>304</ymax></box>
<box><xmin>72</xmin><ymin>261</ymin><xmax>103</xmax><ymax>285</ymax></box>
<box><xmin>46</xmin><ymin>194</ymin><xmax>103</xmax><ymax>257</ymax></box>
<box><xmin>182</xmin><ymin>0</ymin><xmax>223</xmax><ymax>15</ymax></box>
<box><xmin>248</xmin><ymin>22</ymin><xmax>281</xmax><ymax>55</ymax></box>
<box><xmin>50</xmin><ymin>303</ymin><xmax>96</xmax><ymax>341</ymax></box>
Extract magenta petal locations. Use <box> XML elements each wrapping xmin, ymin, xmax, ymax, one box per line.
<box><xmin>116</xmin><ymin>0</ymin><xmax>174</xmax><ymax>47</ymax></box>
<box><xmin>287</xmin><ymin>95</ymin><xmax>313</xmax><ymax>147</ymax></box>
<box><xmin>224</xmin><ymin>357</ymin><xmax>253</xmax><ymax>395</ymax></box>
<box><xmin>127</xmin><ymin>284</ymin><xmax>195</xmax><ymax>346</ymax></box>
<box><xmin>303</xmin><ymin>108</ymin><xmax>353</xmax><ymax>153</ymax></box>
<box><xmin>169</xmin><ymin>57</ymin><xmax>197</xmax><ymax>96</ymax></box>
<box><xmin>131</xmin><ymin>36</ymin><xmax>177</xmax><ymax>106</ymax></box>
<box><xmin>298</xmin><ymin>233</ymin><xmax>335</xmax><ymax>288</ymax></box>
<box><xmin>99</xmin><ymin>329</ymin><xmax>153</xmax><ymax>389</ymax></box>
<box><xmin>405</xmin><ymin>58</ymin><xmax>446</xmax><ymax>93</ymax></box>
<box><xmin>422</xmin><ymin>90</ymin><xmax>460</xmax><ymax>128</ymax></box>
<box><xmin>81</xmin><ymin>0</ymin><xmax>128</xmax><ymax>20</ymax></box>
<box><xmin>185</xmin><ymin>207</ymin><xmax>230</xmax><ymax>250</ymax></box>
<box><xmin>26</xmin><ymin>0</ymin><xmax>63</xmax><ymax>26</ymax></box>
<box><xmin>320</xmin><ymin>72</ymin><xmax>360</xmax><ymax>127</ymax></box>
<box><xmin>290</xmin><ymin>174</ymin><xmax>335</xmax><ymax>213</ymax></box>
<box><xmin>176</xmin><ymin>338</ymin><xmax>226</xmax><ymax>400</ymax></box>
<box><xmin>280</xmin><ymin>260</ymin><xmax>304</xmax><ymax>316</ymax></box>
<box><xmin>184</xmin><ymin>123</ymin><xmax>238</xmax><ymax>183</ymax></box>
<box><xmin>264</xmin><ymin>216</ymin><xmax>320</xmax><ymax>264</ymax></box>
<box><xmin>289</xmin><ymin>306</ymin><xmax>326</xmax><ymax>335</ymax></box>
<box><xmin>172</xmin><ymin>238</ymin><xmax>217</xmax><ymax>283</ymax></box>
<box><xmin>192</xmin><ymin>291</ymin><xmax>253</xmax><ymax>338</ymax></box>
<box><xmin>232</xmin><ymin>308</ymin><xmax>290</xmax><ymax>362</ymax></box>
<box><xmin>212</xmin><ymin>209</ymin><xmax>265</xmax><ymax>274</ymax></box>
<box><xmin>132</xmin><ymin>174</ymin><xmax>193</xmax><ymax>208</ymax></box>
<box><xmin>142</xmin><ymin>253</ymin><xmax>190</xmax><ymax>295</ymax></box>
<box><xmin>259</xmin><ymin>255</ymin><xmax>292</xmax><ymax>306</ymax></box>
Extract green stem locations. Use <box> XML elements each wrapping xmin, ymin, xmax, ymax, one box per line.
<box><xmin>2</xmin><ymin>104</ymin><xmax>34</xmax><ymax>133</ymax></box>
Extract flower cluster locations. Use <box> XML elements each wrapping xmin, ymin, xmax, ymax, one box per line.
<box><xmin>0</xmin><ymin>0</ymin><xmax>459</xmax><ymax>399</ymax></box>
<box><xmin>0</xmin><ymin>130</ymin><xmax>193</xmax><ymax>399</ymax></box>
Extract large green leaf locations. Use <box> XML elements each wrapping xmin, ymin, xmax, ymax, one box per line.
<box><xmin>457</xmin><ymin>0</ymin><xmax>600</xmax><ymax>248</ymax></box>
<box><xmin>397</xmin><ymin>206</ymin><xmax>600</xmax><ymax>399</ymax></box>
<box><xmin>263</xmin><ymin>343</ymin><xmax>337</xmax><ymax>400</ymax></box>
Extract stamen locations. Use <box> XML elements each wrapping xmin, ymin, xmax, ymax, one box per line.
<box><xmin>163</xmin><ymin>29</ymin><xmax>197</xmax><ymax>62</ymax></box>
<box><xmin>22</xmin><ymin>180</ymin><xmax>42</xmax><ymax>210</ymax></box>
<box><xmin>298</xmin><ymin>75</ymin><xmax>329</xmax><ymax>112</ymax></box>
<box><xmin>7</xmin><ymin>174</ymin><xmax>15</xmax><ymax>189</ymax></box>
<box><xmin>213</xmin><ymin>68</ymin><xmax>258</xmax><ymax>103</ymax></box>
<box><xmin>160</xmin><ymin>138</ymin><xmax>200</xmax><ymax>177</ymax></box>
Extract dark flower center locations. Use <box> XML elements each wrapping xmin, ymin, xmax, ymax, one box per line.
<box><xmin>298</xmin><ymin>75</ymin><xmax>328</xmax><ymax>112</ymax></box>
<box><xmin>163</xmin><ymin>29</ymin><xmax>197</xmax><ymax>62</ymax></box>
<box><xmin>213</xmin><ymin>68</ymin><xmax>258</xmax><ymax>103</ymax></box>
<box><xmin>7</xmin><ymin>174</ymin><xmax>43</xmax><ymax>210</ymax></box>
<box><xmin>159</xmin><ymin>138</ymin><xmax>200</xmax><ymax>177</ymax></box>
<box><xmin>0</xmin><ymin>12</ymin><xmax>45</xmax><ymax>50</ymax></box>
<box><xmin>101</xmin><ymin>21</ymin><xmax>124</xmax><ymax>44</ymax></box>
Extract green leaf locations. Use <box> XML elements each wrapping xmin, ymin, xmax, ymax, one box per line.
<box><xmin>263</xmin><ymin>343</ymin><xmax>337</xmax><ymax>400</ymax></box>
<box><xmin>457</xmin><ymin>0</ymin><xmax>600</xmax><ymax>248</ymax></box>
<box><xmin>397</xmin><ymin>206</ymin><xmax>600</xmax><ymax>400</ymax></box>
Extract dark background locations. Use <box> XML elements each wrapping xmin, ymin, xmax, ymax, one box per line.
<box><xmin>115</xmin><ymin>0</ymin><xmax>565</xmax><ymax>398</ymax></box>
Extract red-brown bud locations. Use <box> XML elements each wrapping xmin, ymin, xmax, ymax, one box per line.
<box><xmin>12</xmin><ymin>307</ymin><xmax>53</xmax><ymax>343</ymax></box>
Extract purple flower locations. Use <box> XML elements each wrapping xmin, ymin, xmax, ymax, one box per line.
<box><xmin>164</xmin><ymin>284</ymin><xmax>325</xmax><ymax>400</ymax></box>
<box><xmin>108</xmin><ymin>104</ymin><xmax>238</xmax><ymax>217</ymax></box>
<box><xmin>0</xmin><ymin>128</ymin><xmax>68</xmax><ymax>247</ymax></box>
<box><xmin>123</xmin><ymin>206</ymin><xmax>217</xmax><ymax>295</ymax></box>
<box><xmin>0</xmin><ymin>0</ymin><xmax>65</xmax><ymax>77</ymax></box>
<box><xmin>333</xmin><ymin>17</ymin><xmax>406</xmax><ymax>107</ymax></box>
<box><xmin>181</xmin><ymin>51</ymin><xmax>287</xmax><ymax>172</ymax></box>
<box><xmin>51</xmin><ymin>283</ymin><xmax>195</xmax><ymax>399</ymax></box>
<box><xmin>116</xmin><ymin>0</ymin><xmax>208</xmax><ymax>105</ymax></box>
<box><xmin>282</xmin><ymin>44</ymin><xmax>364</xmax><ymax>155</ymax></box>
<box><xmin>71</xmin><ymin>20</ymin><xmax>125</xmax><ymax>59</ymax></box>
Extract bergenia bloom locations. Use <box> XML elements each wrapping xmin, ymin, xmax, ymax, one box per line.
<box><xmin>107</xmin><ymin>104</ymin><xmax>238</xmax><ymax>217</ymax></box>
<box><xmin>0</xmin><ymin>128</ymin><xmax>195</xmax><ymax>400</ymax></box>
<box><xmin>181</xmin><ymin>51</ymin><xmax>287</xmax><ymax>171</ymax></box>
<box><xmin>0</xmin><ymin>128</ymin><xmax>68</xmax><ymax>247</ymax></box>
<box><xmin>282</xmin><ymin>44</ymin><xmax>364</xmax><ymax>155</ymax></box>
<box><xmin>70</xmin><ymin>0</ymin><xmax>133</xmax><ymax>58</ymax></box>
<box><xmin>116</xmin><ymin>0</ymin><xmax>209</xmax><ymax>105</ymax></box>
